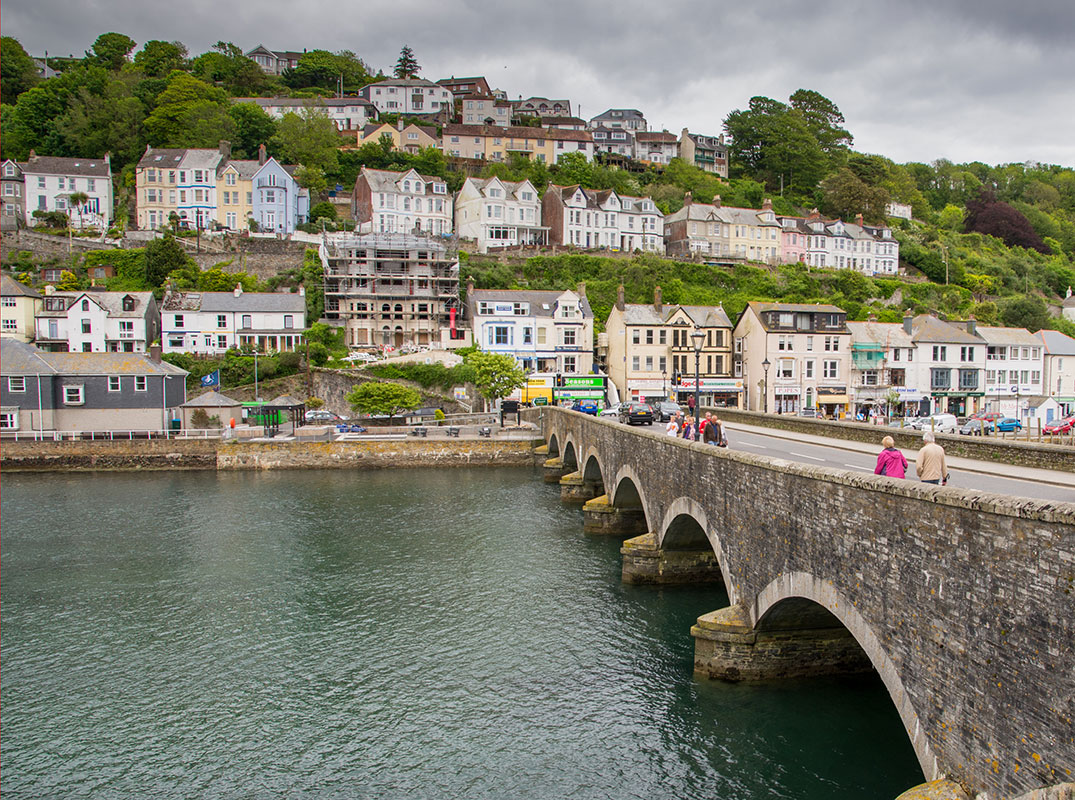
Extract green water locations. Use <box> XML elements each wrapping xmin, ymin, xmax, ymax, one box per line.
<box><xmin>0</xmin><ymin>468</ymin><xmax>923</xmax><ymax>798</ymax></box>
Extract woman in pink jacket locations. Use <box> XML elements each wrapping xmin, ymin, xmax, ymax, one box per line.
<box><xmin>874</xmin><ymin>435</ymin><xmax>908</xmax><ymax>478</ymax></box>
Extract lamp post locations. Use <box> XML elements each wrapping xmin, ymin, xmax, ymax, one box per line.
<box><xmin>691</xmin><ymin>328</ymin><xmax>705</xmax><ymax>432</ymax></box>
<box><xmin>662</xmin><ymin>367</ymin><xmax>667</xmax><ymax>401</ymax></box>
<box><xmin>762</xmin><ymin>357</ymin><xmax>771</xmax><ymax>414</ymax></box>
<box><xmin>253</xmin><ymin>349</ymin><xmax>261</xmax><ymax>403</ymax></box>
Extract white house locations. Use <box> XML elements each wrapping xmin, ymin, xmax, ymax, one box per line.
<box><xmin>161</xmin><ymin>286</ymin><xmax>306</xmax><ymax>355</ymax></box>
<box><xmin>542</xmin><ymin>185</ymin><xmax>664</xmax><ymax>252</ymax></box>
<box><xmin>790</xmin><ymin>211</ymin><xmax>899</xmax><ymax>275</ymax></box>
<box><xmin>979</xmin><ymin>325</ymin><xmax>1045</xmax><ymax>419</ymax></box>
<box><xmin>465</xmin><ymin>283</ymin><xmax>594</xmax><ymax>376</ymax></box>
<box><xmin>351</xmin><ymin>167</ymin><xmax>452</xmax><ymax>236</ymax></box>
<box><xmin>176</xmin><ymin>148</ymin><xmax>225</xmax><ymax>230</ymax></box>
<box><xmin>359</xmin><ymin>78</ymin><xmax>452</xmax><ymax>116</ymax></box>
<box><xmin>454</xmin><ymin>177</ymin><xmax>545</xmax><ymax>252</ymax></box>
<box><xmin>22</xmin><ymin>153</ymin><xmax>113</xmax><ymax>229</ymax></box>
<box><xmin>1036</xmin><ymin>329</ymin><xmax>1075</xmax><ymax>417</ymax></box>
<box><xmin>232</xmin><ymin>97</ymin><xmax>376</xmax><ymax>132</ymax></box>
<box><xmin>34</xmin><ymin>290</ymin><xmax>159</xmax><ymax>353</ymax></box>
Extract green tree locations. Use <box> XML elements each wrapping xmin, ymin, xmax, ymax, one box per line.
<box><xmin>553</xmin><ymin>151</ymin><xmax>593</xmax><ymax>187</ymax></box>
<box><xmin>133</xmin><ymin>40</ymin><xmax>188</xmax><ymax>78</ymax></box>
<box><xmin>1</xmin><ymin>36</ymin><xmax>41</xmax><ymax>104</ymax></box>
<box><xmin>309</xmin><ymin>201</ymin><xmax>338</xmax><ymax>222</ymax></box>
<box><xmin>144</xmin><ymin>232</ymin><xmax>191</xmax><ymax>287</ymax></box>
<box><xmin>67</xmin><ymin>190</ymin><xmax>90</xmax><ymax>228</ymax></box>
<box><xmin>57</xmin><ymin>270</ymin><xmax>81</xmax><ymax>290</ymax></box>
<box><xmin>57</xmin><ymin>75</ymin><xmax>147</xmax><ymax>168</ymax></box>
<box><xmin>467</xmin><ymin>352</ymin><xmax>526</xmax><ymax>404</ymax></box>
<box><xmin>998</xmin><ymin>295</ymin><xmax>1048</xmax><ymax>331</ymax></box>
<box><xmin>143</xmin><ymin>72</ymin><xmax>236</xmax><ymax>147</ymax></box>
<box><xmin>190</xmin><ymin>42</ymin><xmax>271</xmax><ymax>95</ymax></box>
<box><xmin>820</xmin><ymin>168</ymin><xmax>889</xmax><ymax>223</ymax></box>
<box><xmin>346</xmin><ymin>381</ymin><xmax>421</xmax><ymax>420</ymax></box>
<box><xmin>270</xmin><ymin>108</ymin><xmax>342</xmax><ymax>173</ymax></box>
<box><xmin>89</xmin><ymin>33</ymin><xmax>136</xmax><ymax>70</ymax></box>
<box><xmin>282</xmin><ymin>49</ymin><xmax>373</xmax><ymax>93</ymax></box>
<box><xmin>228</xmin><ymin>101</ymin><xmax>277</xmax><ymax>159</ymax></box>
<box><xmin>393</xmin><ymin>45</ymin><xmax>420</xmax><ymax>79</ymax></box>
<box><xmin>4</xmin><ymin>85</ymin><xmax>68</xmax><ymax>158</ymax></box>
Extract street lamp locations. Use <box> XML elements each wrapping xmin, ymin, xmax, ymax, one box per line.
<box><xmin>691</xmin><ymin>328</ymin><xmax>705</xmax><ymax>432</ymax></box>
<box><xmin>662</xmin><ymin>367</ymin><xmax>667</xmax><ymax>401</ymax></box>
<box><xmin>762</xmin><ymin>357</ymin><xmax>771</xmax><ymax>414</ymax></box>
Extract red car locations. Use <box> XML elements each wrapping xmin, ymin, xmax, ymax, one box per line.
<box><xmin>1042</xmin><ymin>416</ymin><xmax>1075</xmax><ymax>435</ymax></box>
<box><xmin>973</xmin><ymin>411</ymin><xmax>1004</xmax><ymax>423</ymax></box>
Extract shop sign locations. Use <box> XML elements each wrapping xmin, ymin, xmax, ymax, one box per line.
<box><xmin>678</xmin><ymin>378</ymin><xmax>744</xmax><ymax>391</ymax></box>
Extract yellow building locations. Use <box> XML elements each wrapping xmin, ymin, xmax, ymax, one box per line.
<box><xmin>356</xmin><ymin>121</ymin><xmax>439</xmax><ymax>154</ymax></box>
<box><xmin>1</xmin><ymin>273</ymin><xmax>41</xmax><ymax>343</ymax></box>
<box><xmin>441</xmin><ymin>124</ymin><xmax>594</xmax><ymax>164</ymax></box>
<box><xmin>216</xmin><ymin>160</ymin><xmax>256</xmax><ymax>231</ymax></box>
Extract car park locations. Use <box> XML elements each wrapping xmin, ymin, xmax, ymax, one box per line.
<box><xmin>1043</xmin><ymin>415</ymin><xmax>1075</xmax><ymax>435</ymax></box>
<box><xmin>619</xmin><ymin>402</ymin><xmax>655</xmax><ymax>425</ymax></box>
<box><xmin>959</xmin><ymin>419</ymin><xmax>993</xmax><ymax>436</ymax></box>
<box><xmin>305</xmin><ymin>410</ymin><xmax>343</xmax><ymax>423</ymax></box>
<box><xmin>994</xmin><ymin>417</ymin><xmax>1023</xmax><ymax>432</ymax></box>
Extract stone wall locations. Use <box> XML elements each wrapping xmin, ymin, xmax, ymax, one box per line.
<box><xmin>0</xmin><ymin>437</ymin><xmax>540</xmax><ymax>472</ymax></box>
<box><xmin>1</xmin><ymin>229</ymin><xmax>117</xmax><ymax>262</ymax></box>
<box><xmin>532</xmin><ymin>407</ymin><xmax>1075</xmax><ymax>800</ymax></box>
<box><xmin>710</xmin><ymin>407</ymin><xmax>1075</xmax><ymax>472</ymax></box>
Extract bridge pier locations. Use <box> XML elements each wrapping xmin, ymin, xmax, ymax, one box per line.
<box><xmin>542</xmin><ymin>457</ymin><xmax>572</xmax><ymax>483</ymax></box>
<box><xmin>582</xmin><ymin>494</ymin><xmax>648</xmax><ymax>536</ymax></box>
<box><xmin>559</xmin><ymin>471</ymin><xmax>603</xmax><ymax>503</ymax></box>
<box><xmin>691</xmin><ymin>603</ymin><xmax>872</xmax><ymax>682</ymax></box>
<box><xmin>620</xmin><ymin>533</ymin><xmax>724</xmax><ymax>585</ymax></box>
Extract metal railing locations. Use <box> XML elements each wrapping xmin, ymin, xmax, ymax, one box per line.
<box><xmin>4</xmin><ymin>428</ymin><xmax>224</xmax><ymax>442</ymax></box>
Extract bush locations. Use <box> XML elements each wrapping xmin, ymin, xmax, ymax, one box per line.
<box><xmin>307</xmin><ymin>342</ymin><xmax>329</xmax><ymax>366</ymax></box>
<box><xmin>278</xmin><ymin>351</ymin><xmax>301</xmax><ymax>371</ymax></box>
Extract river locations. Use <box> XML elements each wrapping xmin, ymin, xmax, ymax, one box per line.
<box><xmin>0</xmin><ymin>468</ymin><xmax>923</xmax><ymax>798</ymax></box>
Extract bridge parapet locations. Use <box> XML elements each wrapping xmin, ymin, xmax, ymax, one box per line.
<box><xmin>527</xmin><ymin>406</ymin><xmax>1075</xmax><ymax>800</ymax></box>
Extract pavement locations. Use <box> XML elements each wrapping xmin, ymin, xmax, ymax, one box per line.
<box><xmin>724</xmin><ymin>420</ymin><xmax>1074</xmax><ymax>489</ymax></box>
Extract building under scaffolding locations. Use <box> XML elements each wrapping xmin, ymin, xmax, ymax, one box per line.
<box><xmin>319</xmin><ymin>233</ymin><xmax>468</xmax><ymax>350</ymax></box>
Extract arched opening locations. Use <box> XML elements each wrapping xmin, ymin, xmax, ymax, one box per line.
<box><xmin>561</xmin><ymin>440</ymin><xmax>578</xmax><ymax>471</ymax></box>
<box><xmin>582</xmin><ymin>454</ymin><xmax>603</xmax><ymax>485</ymax></box>
<box><xmin>662</xmin><ymin>512</ymin><xmax>709</xmax><ymax>551</ymax></box>
<box><xmin>546</xmin><ymin>434</ymin><xmax>560</xmax><ymax>458</ymax></box>
<box><xmin>611</xmin><ymin>476</ymin><xmax>642</xmax><ymax>511</ymax></box>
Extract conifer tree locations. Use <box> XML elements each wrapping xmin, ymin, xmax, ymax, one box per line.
<box><xmin>393</xmin><ymin>46</ymin><xmax>420</xmax><ymax>79</ymax></box>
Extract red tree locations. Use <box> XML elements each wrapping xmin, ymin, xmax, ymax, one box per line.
<box><xmin>964</xmin><ymin>190</ymin><xmax>1049</xmax><ymax>253</ymax></box>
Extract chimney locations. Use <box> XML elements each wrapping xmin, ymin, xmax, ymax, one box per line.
<box><xmin>299</xmin><ymin>285</ymin><xmax>306</xmax><ymax>297</ymax></box>
<box><xmin>616</xmin><ymin>284</ymin><xmax>625</xmax><ymax>312</ymax></box>
<box><xmin>712</xmin><ymin>194</ymin><xmax>721</xmax><ymax>208</ymax></box>
<box><xmin>808</xmin><ymin>208</ymin><xmax>821</xmax><ymax>221</ymax></box>
<box><xmin>762</xmin><ymin>198</ymin><xmax>772</xmax><ymax>211</ymax></box>
<box><xmin>233</xmin><ymin>283</ymin><xmax>243</xmax><ymax>297</ymax></box>
<box><xmin>966</xmin><ymin>316</ymin><xmax>977</xmax><ymax>335</ymax></box>
<box><xmin>576</xmin><ymin>281</ymin><xmax>586</xmax><ymax>298</ymax></box>
<box><xmin>218</xmin><ymin>140</ymin><xmax>232</xmax><ymax>160</ymax></box>
<box><xmin>258</xmin><ymin>143</ymin><xmax>267</xmax><ymax>166</ymax></box>
<box><xmin>466</xmin><ymin>276</ymin><xmax>474</xmax><ymax>298</ymax></box>
<box><xmin>28</xmin><ymin>149</ymin><xmax>36</xmax><ymax>160</ymax></box>
<box><xmin>397</xmin><ymin>118</ymin><xmax>404</xmax><ymax>132</ymax></box>
<box><xmin>654</xmin><ymin>285</ymin><xmax>662</xmax><ymax>314</ymax></box>
<box><xmin>903</xmin><ymin>314</ymin><xmax>913</xmax><ymax>335</ymax></box>
<box><xmin>684</xmin><ymin>191</ymin><xmax>692</xmax><ymax>206</ymax></box>
<box><xmin>44</xmin><ymin>284</ymin><xmax>55</xmax><ymax>296</ymax></box>
<box><xmin>867</xmin><ymin>312</ymin><xmax>877</xmax><ymax>322</ymax></box>
<box><xmin>855</xmin><ymin>213</ymin><xmax>864</xmax><ymax>226</ymax></box>
<box><xmin>149</xmin><ymin>344</ymin><xmax>162</xmax><ymax>363</ymax></box>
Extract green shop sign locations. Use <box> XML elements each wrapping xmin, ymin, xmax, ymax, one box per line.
<box><xmin>561</xmin><ymin>376</ymin><xmax>605</xmax><ymax>389</ymax></box>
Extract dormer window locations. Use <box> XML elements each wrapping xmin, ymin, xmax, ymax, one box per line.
<box><xmin>122</xmin><ymin>295</ymin><xmax>135</xmax><ymax>312</ymax></box>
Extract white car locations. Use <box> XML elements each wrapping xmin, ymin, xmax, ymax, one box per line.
<box><xmin>599</xmin><ymin>404</ymin><xmax>623</xmax><ymax>419</ymax></box>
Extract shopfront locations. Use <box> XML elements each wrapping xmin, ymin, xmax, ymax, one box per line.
<box><xmin>676</xmin><ymin>377</ymin><xmax>744</xmax><ymax>409</ymax></box>
<box><xmin>816</xmin><ymin>386</ymin><xmax>849</xmax><ymax>418</ymax></box>
<box><xmin>627</xmin><ymin>378</ymin><xmax>668</xmax><ymax>405</ymax></box>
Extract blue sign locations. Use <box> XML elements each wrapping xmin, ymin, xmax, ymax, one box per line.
<box><xmin>200</xmin><ymin>370</ymin><xmax>220</xmax><ymax>389</ymax></box>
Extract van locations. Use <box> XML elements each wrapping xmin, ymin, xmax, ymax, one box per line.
<box><xmin>917</xmin><ymin>413</ymin><xmax>958</xmax><ymax>434</ymax></box>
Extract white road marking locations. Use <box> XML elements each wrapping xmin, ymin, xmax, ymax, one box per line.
<box><xmin>844</xmin><ymin>463</ymin><xmax>871</xmax><ymax>471</ymax></box>
<box><xmin>790</xmin><ymin>452</ymin><xmax>825</xmax><ymax>461</ymax></box>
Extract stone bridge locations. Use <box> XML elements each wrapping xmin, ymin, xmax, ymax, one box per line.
<box><xmin>529</xmin><ymin>406</ymin><xmax>1074</xmax><ymax>800</ymax></box>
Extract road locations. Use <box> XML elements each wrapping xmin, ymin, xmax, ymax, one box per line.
<box><xmin>720</xmin><ymin>422</ymin><xmax>1075</xmax><ymax>503</ymax></box>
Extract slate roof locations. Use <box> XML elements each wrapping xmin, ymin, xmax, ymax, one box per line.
<box><xmin>1035</xmin><ymin>329</ymin><xmax>1075</xmax><ymax>355</ymax></box>
<box><xmin>635</xmin><ymin>131</ymin><xmax>678</xmax><ymax>143</ymax></box>
<box><xmin>161</xmin><ymin>290</ymin><xmax>306</xmax><ymax>313</ymax></box>
<box><xmin>357</xmin><ymin>167</ymin><xmax>445</xmax><ymax>192</ymax></box>
<box><xmin>909</xmin><ymin>314</ymin><xmax>983</xmax><ymax>344</ymax></box>
<box><xmin>976</xmin><ymin>325</ymin><xmax>1042</xmax><ymax>347</ymax></box>
<box><xmin>621</xmin><ymin>304</ymin><xmax>732</xmax><ymax>328</ymax></box>
<box><xmin>234</xmin><ymin>96</ymin><xmax>374</xmax><ymax>110</ymax></box>
<box><xmin>219</xmin><ymin>159</ymin><xmax>261</xmax><ymax>180</ymax></box>
<box><xmin>138</xmin><ymin>148</ymin><xmax>186</xmax><ymax>169</ymax></box>
<box><xmin>443</xmin><ymin>123</ymin><xmax>593</xmax><ymax>143</ymax></box>
<box><xmin>35</xmin><ymin>291</ymin><xmax>155</xmax><ymax>318</ymax></box>
<box><xmin>469</xmin><ymin>288</ymin><xmax>592</xmax><ymax>319</ymax></box>
<box><xmin>1</xmin><ymin>273</ymin><xmax>42</xmax><ymax>298</ymax></box>
<box><xmin>0</xmin><ymin>338</ymin><xmax>186</xmax><ymax>376</ymax></box>
<box><xmin>846</xmin><ymin>321</ymin><xmax>914</xmax><ymax>348</ymax></box>
<box><xmin>22</xmin><ymin>154</ymin><xmax>111</xmax><ymax>177</ymax></box>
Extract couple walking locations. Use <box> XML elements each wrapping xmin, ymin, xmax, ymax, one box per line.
<box><xmin>874</xmin><ymin>431</ymin><xmax>949</xmax><ymax>485</ymax></box>
<box><xmin>668</xmin><ymin>411</ymin><xmax>727</xmax><ymax>447</ymax></box>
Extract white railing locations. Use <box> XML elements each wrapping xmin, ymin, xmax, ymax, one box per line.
<box><xmin>4</xmin><ymin>428</ymin><xmax>224</xmax><ymax>442</ymax></box>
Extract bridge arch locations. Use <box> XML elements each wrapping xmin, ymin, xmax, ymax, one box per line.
<box><xmin>581</xmin><ymin>448</ymin><xmax>605</xmax><ymax>485</ymax></box>
<box><xmin>754</xmin><ymin>572</ymin><xmax>939</xmax><ymax>783</ymax></box>
<box><xmin>546</xmin><ymin>433</ymin><xmax>560</xmax><ymax>458</ymax></box>
<box><xmin>561</xmin><ymin>438</ymin><xmax>579</xmax><ymax>471</ymax></box>
<box><xmin>610</xmin><ymin>465</ymin><xmax>650</xmax><ymax>528</ymax></box>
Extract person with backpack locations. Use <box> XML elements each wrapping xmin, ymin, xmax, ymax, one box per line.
<box><xmin>874</xmin><ymin>435</ymin><xmax>908</xmax><ymax>479</ymax></box>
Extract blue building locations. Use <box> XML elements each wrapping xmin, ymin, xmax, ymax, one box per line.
<box><xmin>251</xmin><ymin>153</ymin><xmax>309</xmax><ymax>235</ymax></box>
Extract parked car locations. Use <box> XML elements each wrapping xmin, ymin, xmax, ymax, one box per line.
<box><xmin>599</xmin><ymin>403</ymin><xmax>622</xmax><ymax>419</ymax></box>
<box><xmin>1042</xmin><ymin>415</ymin><xmax>1075</xmax><ymax>435</ymax></box>
<box><xmin>972</xmin><ymin>411</ymin><xmax>1004</xmax><ymax>423</ymax></box>
<box><xmin>305</xmin><ymin>410</ymin><xmax>343</xmax><ymax>423</ymax></box>
<box><xmin>654</xmin><ymin>401</ymin><xmax>682</xmax><ymax>422</ymax></box>
<box><xmin>910</xmin><ymin>413</ymin><xmax>958</xmax><ymax>434</ymax></box>
<box><xmin>797</xmin><ymin>408</ymin><xmax>820</xmax><ymax>418</ymax></box>
<box><xmin>342</xmin><ymin>352</ymin><xmax>379</xmax><ymax>363</ymax></box>
<box><xmin>959</xmin><ymin>419</ymin><xmax>993</xmax><ymax>436</ymax></box>
<box><xmin>570</xmin><ymin>399</ymin><xmax>601</xmax><ymax>415</ymax></box>
<box><xmin>336</xmin><ymin>423</ymin><xmax>368</xmax><ymax>433</ymax></box>
<box><xmin>619</xmin><ymin>402</ymin><xmax>655</xmax><ymax>426</ymax></box>
<box><xmin>994</xmin><ymin>417</ymin><xmax>1023</xmax><ymax>432</ymax></box>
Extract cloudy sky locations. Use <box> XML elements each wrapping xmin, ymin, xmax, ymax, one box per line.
<box><xmin>4</xmin><ymin>0</ymin><xmax>1072</xmax><ymax>167</ymax></box>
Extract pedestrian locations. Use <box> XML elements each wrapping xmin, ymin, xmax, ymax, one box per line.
<box><xmin>687</xmin><ymin>394</ymin><xmax>696</xmax><ymax>414</ymax></box>
<box><xmin>915</xmin><ymin>431</ymin><xmax>949</xmax><ymax>485</ymax></box>
<box><xmin>873</xmin><ymin>435</ymin><xmax>907</xmax><ymax>479</ymax></box>
<box><xmin>666</xmin><ymin>413</ymin><xmax>681</xmax><ymax>437</ymax></box>
<box><xmin>681</xmin><ymin>417</ymin><xmax>696</xmax><ymax>442</ymax></box>
<box><xmin>703</xmin><ymin>412</ymin><xmax>720</xmax><ymax>445</ymax></box>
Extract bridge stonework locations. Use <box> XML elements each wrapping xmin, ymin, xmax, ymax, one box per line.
<box><xmin>529</xmin><ymin>407</ymin><xmax>1075</xmax><ymax>800</ymax></box>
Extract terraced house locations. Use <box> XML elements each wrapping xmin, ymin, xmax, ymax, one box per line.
<box><xmin>441</xmin><ymin>124</ymin><xmax>594</xmax><ymax>163</ymax></box>
<box><xmin>160</xmin><ymin>285</ymin><xmax>306</xmax><ymax>355</ymax></box>
<box><xmin>34</xmin><ymin>289</ymin><xmax>159</xmax><ymax>353</ymax></box>
<box><xmin>351</xmin><ymin>168</ymin><xmax>452</xmax><ymax>236</ymax></box>
<box><xmin>454</xmin><ymin>177</ymin><xmax>546</xmax><ymax>252</ymax></box>
<box><xmin>21</xmin><ymin>152</ymin><xmax>113</xmax><ymax>229</ymax></box>
<box><xmin>542</xmin><ymin>185</ymin><xmax>663</xmax><ymax>252</ymax></box>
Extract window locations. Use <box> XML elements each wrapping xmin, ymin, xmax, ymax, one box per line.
<box><xmin>491</xmin><ymin>326</ymin><xmax>510</xmax><ymax>345</ymax></box>
<box><xmin>932</xmin><ymin>345</ymin><xmax>947</xmax><ymax>362</ymax></box>
<box><xmin>778</xmin><ymin>359</ymin><xmax>794</xmax><ymax>379</ymax></box>
<box><xmin>8</xmin><ymin>376</ymin><xmax>26</xmax><ymax>392</ymax></box>
<box><xmin>960</xmin><ymin>346</ymin><xmax>975</xmax><ymax>362</ymax></box>
<box><xmin>824</xmin><ymin>336</ymin><xmax>839</xmax><ymax>351</ymax></box>
<box><xmin>242</xmin><ymin>315</ymin><xmax>252</xmax><ymax>329</ymax></box>
<box><xmin>823</xmin><ymin>360</ymin><xmax>839</xmax><ymax>379</ymax></box>
<box><xmin>217</xmin><ymin>314</ymin><xmax>227</xmax><ymax>328</ymax></box>
<box><xmin>958</xmin><ymin>369</ymin><xmax>978</xmax><ymax>391</ymax></box>
<box><xmin>804</xmin><ymin>360</ymin><xmax>815</xmax><ymax>379</ymax></box>
<box><xmin>0</xmin><ymin>411</ymin><xmax>17</xmax><ymax>429</ymax></box>
<box><xmin>931</xmin><ymin>368</ymin><xmax>951</xmax><ymax>391</ymax></box>
<box><xmin>563</xmin><ymin>329</ymin><xmax>576</xmax><ymax>346</ymax></box>
<box><xmin>82</xmin><ymin>320</ymin><xmax>92</xmax><ymax>334</ymax></box>
<box><xmin>119</xmin><ymin>320</ymin><xmax>133</xmax><ymax>338</ymax></box>
<box><xmin>226</xmin><ymin>173</ymin><xmax>236</xmax><ymax>186</ymax></box>
<box><xmin>135</xmin><ymin>376</ymin><xmax>147</xmax><ymax>392</ymax></box>
<box><xmin>523</xmin><ymin>327</ymin><xmax>532</xmax><ymax>344</ymax></box>
<box><xmin>284</xmin><ymin>315</ymin><xmax>294</xmax><ymax>329</ymax></box>
<box><xmin>64</xmin><ymin>385</ymin><xmax>84</xmax><ymax>405</ymax></box>
<box><xmin>217</xmin><ymin>335</ymin><xmax>228</xmax><ymax>349</ymax></box>
<box><xmin>108</xmin><ymin>376</ymin><xmax>121</xmax><ymax>392</ymax></box>
<box><xmin>632</xmin><ymin>330</ymin><xmax>640</xmax><ymax>345</ymax></box>
<box><xmin>645</xmin><ymin>330</ymin><xmax>654</xmax><ymax>345</ymax></box>
<box><xmin>174</xmin><ymin>314</ymin><xmax>184</xmax><ymax>327</ymax></box>
<box><xmin>632</xmin><ymin>356</ymin><xmax>640</xmax><ymax>371</ymax></box>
